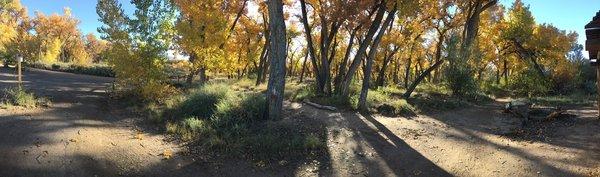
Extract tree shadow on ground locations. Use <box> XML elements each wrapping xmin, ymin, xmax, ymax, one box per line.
<box><xmin>345</xmin><ymin>112</ymin><xmax>452</xmax><ymax>176</ymax></box>
<box><xmin>418</xmin><ymin>103</ymin><xmax>599</xmax><ymax>175</ymax></box>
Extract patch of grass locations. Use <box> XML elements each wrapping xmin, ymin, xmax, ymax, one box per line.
<box><xmin>415</xmin><ymin>83</ymin><xmax>451</xmax><ymax>95</ymax></box>
<box><xmin>155</xmin><ymin>82</ymin><xmax>326</xmax><ymax>162</ymax></box>
<box><xmin>377</xmin><ymin>99</ymin><xmax>415</xmax><ymax>116</ymax></box>
<box><xmin>0</xmin><ymin>87</ymin><xmax>49</xmax><ymax>108</ymax></box>
<box><xmin>168</xmin><ymin>83</ymin><xmax>231</xmax><ymax>119</ymax></box>
<box><xmin>27</xmin><ymin>62</ymin><xmax>114</xmax><ymax>77</ymax></box>
<box><xmin>528</xmin><ymin>93</ymin><xmax>595</xmax><ymax>107</ymax></box>
<box><xmin>408</xmin><ymin>93</ymin><xmax>468</xmax><ymax>112</ymax></box>
<box><xmin>349</xmin><ymin>88</ymin><xmax>389</xmax><ymax>110</ymax></box>
<box><xmin>378</xmin><ymin>85</ymin><xmax>406</xmax><ymax>96</ymax></box>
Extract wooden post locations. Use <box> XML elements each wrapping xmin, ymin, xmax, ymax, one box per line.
<box><xmin>17</xmin><ymin>56</ymin><xmax>22</xmax><ymax>89</ymax></box>
<box><xmin>598</xmin><ymin>52</ymin><xmax>600</xmax><ymax>119</ymax></box>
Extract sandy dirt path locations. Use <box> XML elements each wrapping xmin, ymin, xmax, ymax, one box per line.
<box><xmin>0</xmin><ymin>68</ymin><xmax>200</xmax><ymax>177</ymax></box>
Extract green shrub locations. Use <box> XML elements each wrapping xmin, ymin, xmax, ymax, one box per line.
<box><xmin>304</xmin><ymin>134</ymin><xmax>323</xmax><ymax>149</ymax></box>
<box><xmin>210</xmin><ymin>93</ymin><xmax>266</xmax><ymax>130</ymax></box>
<box><xmin>291</xmin><ymin>84</ymin><xmax>317</xmax><ymax>102</ymax></box>
<box><xmin>378</xmin><ymin>85</ymin><xmax>405</xmax><ymax>96</ymax></box>
<box><xmin>509</xmin><ymin>69</ymin><xmax>551</xmax><ymax>97</ymax></box>
<box><xmin>51</xmin><ymin>64</ymin><xmax>61</xmax><ymax>70</ymax></box>
<box><xmin>415</xmin><ymin>83</ymin><xmax>451</xmax><ymax>95</ymax></box>
<box><xmin>171</xmin><ymin>83</ymin><xmax>231</xmax><ymax>119</ymax></box>
<box><xmin>159</xmin><ymin>82</ymin><xmax>326</xmax><ymax>162</ymax></box>
<box><xmin>26</xmin><ymin>62</ymin><xmax>115</xmax><ymax>77</ymax></box>
<box><xmin>0</xmin><ymin>88</ymin><xmax>46</xmax><ymax>108</ymax></box>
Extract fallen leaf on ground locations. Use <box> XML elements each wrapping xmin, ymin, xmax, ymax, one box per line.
<box><xmin>161</xmin><ymin>149</ymin><xmax>172</xmax><ymax>159</ymax></box>
<box><xmin>135</xmin><ymin>132</ymin><xmax>144</xmax><ymax>140</ymax></box>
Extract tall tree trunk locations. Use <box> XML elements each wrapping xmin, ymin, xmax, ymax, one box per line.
<box><xmin>256</xmin><ymin>48</ymin><xmax>269</xmax><ymax>86</ymax></box>
<box><xmin>403</xmin><ymin>29</ymin><xmax>446</xmax><ymax>98</ymax></box>
<box><xmin>403</xmin><ymin>60</ymin><xmax>444</xmax><ymax>98</ymax></box>
<box><xmin>376</xmin><ymin>47</ymin><xmax>399</xmax><ymax>87</ymax></box>
<box><xmin>358</xmin><ymin>6</ymin><xmax>396</xmax><ymax>111</ymax></box>
<box><xmin>186</xmin><ymin>53</ymin><xmax>198</xmax><ymax>85</ymax></box>
<box><xmin>503</xmin><ymin>58</ymin><xmax>508</xmax><ymax>83</ymax></box>
<box><xmin>461</xmin><ymin>0</ymin><xmax>497</xmax><ymax>60</ymax></box>
<box><xmin>299</xmin><ymin>0</ymin><xmax>323</xmax><ymax>93</ymax></box>
<box><xmin>199</xmin><ymin>67</ymin><xmax>207</xmax><ymax>84</ymax></box>
<box><xmin>256</xmin><ymin>12</ymin><xmax>271</xmax><ymax>86</ymax></box>
<box><xmin>496</xmin><ymin>65</ymin><xmax>500</xmax><ymax>84</ymax></box>
<box><xmin>334</xmin><ymin>26</ymin><xmax>360</xmax><ymax>93</ymax></box>
<box><xmin>288</xmin><ymin>49</ymin><xmax>297</xmax><ymax>77</ymax></box>
<box><xmin>392</xmin><ymin>59</ymin><xmax>400</xmax><ymax>84</ymax></box>
<box><xmin>265</xmin><ymin>0</ymin><xmax>287</xmax><ymax>120</ymax></box>
<box><xmin>299</xmin><ymin>54</ymin><xmax>308</xmax><ymax>83</ymax></box>
<box><xmin>339</xmin><ymin>2</ymin><xmax>386</xmax><ymax>98</ymax></box>
<box><xmin>404</xmin><ymin>56</ymin><xmax>412</xmax><ymax>88</ymax></box>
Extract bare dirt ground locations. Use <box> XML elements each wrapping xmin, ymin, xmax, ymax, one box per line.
<box><xmin>0</xmin><ymin>67</ymin><xmax>599</xmax><ymax>177</ymax></box>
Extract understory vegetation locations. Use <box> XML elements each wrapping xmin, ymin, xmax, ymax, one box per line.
<box><xmin>143</xmin><ymin>81</ymin><xmax>326</xmax><ymax>162</ymax></box>
<box><xmin>0</xmin><ymin>87</ymin><xmax>49</xmax><ymax>108</ymax></box>
<box><xmin>26</xmin><ymin>62</ymin><xmax>115</xmax><ymax>77</ymax></box>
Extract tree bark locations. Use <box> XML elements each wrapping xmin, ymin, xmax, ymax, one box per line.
<box><xmin>339</xmin><ymin>2</ymin><xmax>386</xmax><ymax>98</ymax></box>
<box><xmin>376</xmin><ymin>47</ymin><xmax>399</xmax><ymax>87</ymax></box>
<box><xmin>265</xmin><ymin>0</ymin><xmax>287</xmax><ymax>120</ymax></box>
<box><xmin>461</xmin><ymin>0</ymin><xmax>497</xmax><ymax>60</ymax></box>
<box><xmin>256</xmin><ymin>48</ymin><xmax>268</xmax><ymax>86</ymax></box>
<box><xmin>334</xmin><ymin>26</ymin><xmax>360</xmax><ymax>93</ymax></box>
<box><xmin>358</xmin><ymin>6</ymin><xmax>397</xmax><ymax>111</ymax></box>
<box><xmin>403</xmin><ymin>60</ymin><xmax>444</xmax><ymax>98</ymax></box>
<box><xmin>299</xmin><ymin>54</ymin><xmax>308</xmax><ymax>83</ymax></box>
<box><xmin>186</xmin><ymin>53</ymin><xmax>198</xmax><ymax>85</ymax></box>
<box><xmin>403</xmin><ymin>28</ymin><xmax>447</xmax><ymax>98</ymax></box>
<box><xmin>299</xmin><ymin>0</ymin><xmax>323</xmax><ymax>93</ymax></box>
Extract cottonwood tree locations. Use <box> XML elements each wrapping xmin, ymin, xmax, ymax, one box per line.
<box><xmin>84</xmin><ymin>33</ymin><xmax>109</xmax><ymax>63</ymax></box>
<box><xmin>97</xmin><ymin>0</ymin><xmax>176</xmax><ymax>100</ymax></box>
<box><xmin>403</xmin><ymin>0</ymin><xmax>462</xmax><ymax>98</ymax></box>
<box><xmin>34</xmin><ymin>8</ymin><xmax>90</xmax><ymax>65</ymax></box>
<box><xmin>358</xmin><ymin>1</ymin><xmax>398</xmax><ymax>111</ymax></box>
<box><xmin>174</xmin><ymin>0</ymin><xmax>249</xmax><ymax>84</ymax></box>
<box><xmin>458</xmin><ymin>0</ymin><xmax>497</xmax><ymax>58</ymax></box>
<box><xmin>0</xmin><ymin>0</ymin><xmax>27</xmax><ymax>59</ymax></box>
<box><xmin>265</xmin><ymin>0</ymin><xmax>287</xmax><ymax>120</ymax></box>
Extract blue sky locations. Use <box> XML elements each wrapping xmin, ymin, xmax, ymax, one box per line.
<box><xmin>21</xmin><ymin>0</ymin><xmax>135</xmax><ymax>36</ymax></box>
<box><xmin>20</xmin><ymin>0</ymin><xmax>600</xmax><ymax>56</ymax></box>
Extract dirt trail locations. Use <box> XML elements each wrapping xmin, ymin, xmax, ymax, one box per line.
<box><xmin>0</xmin><ymin>68</ymin><xmax>197</xmax><ymax>176</ymax></box>
<box><xmin>290</xmin><ymin>101</ymin><xmax>600</xmax><ymax>177</ymax></box>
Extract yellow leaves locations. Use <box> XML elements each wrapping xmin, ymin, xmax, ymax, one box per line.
<box><xmin>161</xmin><ymin>149</ymin><xmax>172</xmax><ymax>159</ymax></box>
<box><xmin>135</xmin><ymin>132</ymin><xmax>144</xmax><ymax>140</ymax></box>
<box><xmin>32</xmin><ymin>9</ymin><xmax>91</xmax><ymax>65</ymax></box>
<box><xmin>41</xmin><ymin>38</ymin><xmax>62</xmax><ymax>63</ymax></box>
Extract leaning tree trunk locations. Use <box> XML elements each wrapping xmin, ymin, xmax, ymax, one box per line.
<box><xmin>186</xmin><ymin>53</ymin><xmax>198</xmax><ymax>85</ymax></box>
<box><xmin>334</xmin><ymin>27</ymin><xmax>359</xmax><ymax>92</ymax></box>
<box><xmin>376</xmin><ymin>47</ymin><xmax>399</xmax><ymax>87</ymax></box>
<box><xmin>403</xmin><ymin>30</ymin><xmax>446</xmax><ymax>98</ymax></box>
<box><xmin>299</xmin><ymin>54</ymin><xmax>308</xmax><ymax>83</ymax></box>
<box><xmin>265</xmin><ymin>0</ymin><xmax>287</xmax><ymax>120</ymax></box>
<box><xmin>256</xmin><ymin>48</ymin><xmax>268</xmax><ymax>86</ymax></box>
<box><xmin>339</xmin><ymin>4</ymin><xmax>386</xmax><ymax>98</ymax></box>
<box><xmin>358</xmin><ymin>6</ymin><xmax>396</xmax><ymax>111</ymax></box>
<box><xmin>403</xmin><ymin>60</ymin><xmax>444</xmax><ymax>98</ymax></box>
<box><xmin>299</xmin><ymin>0</ymin><xmax>323</xmax><ymax>93</ymax></box>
